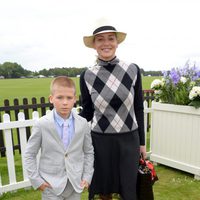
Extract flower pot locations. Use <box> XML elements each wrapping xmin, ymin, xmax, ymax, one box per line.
<box><xmin>150</xmin><ymin>101</ymin><xmax>200</xmax><ymax>179</ymax></box>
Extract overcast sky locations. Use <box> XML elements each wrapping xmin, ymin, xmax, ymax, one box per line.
<box><xmin>1</xmin><ymin>0</ymin><xmax>200</xmax><ymax>72</ymax></box>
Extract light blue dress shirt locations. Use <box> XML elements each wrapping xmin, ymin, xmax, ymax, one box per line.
<box><xmin>53</xmin><ymin>109</ymin><xmax>75</xmax><ymax>148</ymax></box>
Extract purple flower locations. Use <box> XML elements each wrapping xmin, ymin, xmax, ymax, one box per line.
<box><xmin>169</xmin><ymin>68</ymin><xmax>180</xmax><ymax>84</ymax></box>
<box><xmin>152</xmin><ymin>60</ymin><xmax>200</xmax><ymax>107</ymax></box>
<box><xmin>197</xmin><ymin>71</ymin><xmax>200</xmax><ymax>78</ymax></box>
<box><xmin>191</xmin><ymin>66</ymin><xmax>200</xmax><ymax>81</ymax></box>
<box><xmin>180</xmin><ymin>65</ymin><xmax>189</xmax><ymax>76</ymax></box>
<box><xmin>162</xmin><ymin>70</ymin><xmax>168</xmax><ymax>79</ymax></box>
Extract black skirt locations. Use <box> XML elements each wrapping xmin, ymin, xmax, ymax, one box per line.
<box><xmin>89</xmin><ymin>130</ymin><xmax>140</xmax><ymax>200</ymax></box>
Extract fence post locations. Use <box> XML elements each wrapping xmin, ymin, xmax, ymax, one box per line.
<box><xmin>14</xmin><ymin>98</ymin><xmax>21</xmax><ymax>154</ymax></box>
<box><xmin>143</xmin><ymin>90</ymin><xmax>155</xmax><ymax>131</ymax></box>
<box><xmin>4</xmin><ymin>99</ymin><xmax>16</xmax><ymax>155</ymax></box>
<box><xmin>23</xmin><ymin>98</ymin><xmax>31</xmax><ymax>140</ymax></box>
<box><xmin>0</xmin><ymin>113</ymin><xmax>5</xmax><ymax>157</ymax></box>
<box><xmin>40</xmin><ymin>97</ymin><xmax>46</xmax><ymax>116</ymax></box>
<box><xmin>32</xmin><ymin>97</ymin><xmax>38</xmax><ymax>112</ymax></box>
<box><xmin>18</xmin><ymin>112</ymin><xmax>28</xmax><ymax>180</ymax></box>
<box><xmin>3</xmin><ymin>113</ymin><xmax>17</xmax><ymax>185</ymax></box>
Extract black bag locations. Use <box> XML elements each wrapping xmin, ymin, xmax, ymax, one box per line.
<box><xmin>137</xmin><ymin>158</ymin><xmax>158</xmax><ymax>200</ymax></box>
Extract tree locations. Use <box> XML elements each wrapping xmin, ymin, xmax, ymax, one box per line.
<box><xmin>0</xmin><ymin>62</ymin><xmax>32</xmax><ymax>78</ymax></box>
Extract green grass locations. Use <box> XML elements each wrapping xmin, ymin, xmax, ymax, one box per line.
<box><xmin>0</xmin><ymin>77</ymin><xmax>80</xmax><ymax>106</ymax></box>
<box><xmin>1</xmin><ymin>138</ymin><xmax>200</xmax><ymax>200</ymax></box>
<box><xmin>1</xmin><ymin>163</ymin><xmax>200</xmax><ymax>200</ymax></box>
<box><xmin>142</xmin><ymin>75</ymin><xmax>158</xmax><ymax>90</ymax></box>
<box><xmin>153</xmin><ymin>165</ymin><xmax>200</xmax><ymax>200</ymax></box>
<box><xmin>0</xmin><ymin>187</ymin><xmax>89</xmax><ymax>200</ymax></box>
<box><xmin>0</xmin><ymin>78</ymin><xmax>51</xmax><ymax>106</ymax></box>
<box><xmin>0</xmin><ymin>76</ymin><xmax>157</xmax><ymax>106</ymax></box>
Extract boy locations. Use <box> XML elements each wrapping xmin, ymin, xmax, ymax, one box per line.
<box><xmin>24</xmin><ymin>76</ymin><xmax>94</xmax><ymax>200</ymax></box>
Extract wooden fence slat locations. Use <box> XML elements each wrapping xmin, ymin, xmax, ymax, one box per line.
<box><xmin>0</xmin><ymin>119</ymin><xmax>36</xmax><ymax>130</ymax></box>
<box><xmin>18</xmin><ymin>112</ymin><xmax>28</xmax><ymax>180</ymax></box>
<box><xmin>31</xmin><ymin>98</ymin><xmax>37</xmax><ymax>112</ymax></box>
<box><xmin>0</xmin><ymin>112</ymin><xmax>5</xmax><ymax>157</ymax></box>
<box><xmin>40</xmin><ymin>97</ymin><xmax>47</xmax><ymax>116</ymax></box>
<box><xmin>14</xmin><ymin>98</ymin><xmax>21</xmax><ymax>154</ymax></box>
<box><xmin>23</xmin><ymin>98</ymin><xmax>31</xmax><ymax>140</ymax></box>
<box><xmin>3</xmin><ymin>114</ymin><xmax>16</xmax><ymax>185</ymax></box>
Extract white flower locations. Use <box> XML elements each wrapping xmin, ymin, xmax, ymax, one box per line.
<box><xmin>161</xmin><ymin>78</ymin><xmax>165</xmax><ymax>82</ymax></box>
<box><xmin>189</xmin><ymin>86</ymin><xmax>200</xmax><ymax>100</ymax></box>
<box><xmin>180</xmin><ymin>76</ymin><xmax>187</xmax><ymax>84</ymax></box>
<box><xmin>151</xmin><ymin>79</ymin><xmax>163</xmax><ymax>89</ymax></box>
<box><xmin>190</xmin><ymin>81</ymin><xmax>196</xmax><ymax>87</ymax></box>
<box><xmin>154</xmin><ymin>90</ymin><xmax>162</xmax><ymax>95</ymax></box>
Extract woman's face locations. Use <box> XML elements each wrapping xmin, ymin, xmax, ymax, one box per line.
<box><xmin>93</xmin><ymin>32</ymin><xmax>118</xmax><ymax>61</ymax></box>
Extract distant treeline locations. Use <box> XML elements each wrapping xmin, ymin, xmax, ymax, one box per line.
<box><xmin>0</xmin><ymin>62</ymin><xmax>162</xmax><ymax>79</ymax></box>
<box><xmin>140</xmin><ymin>68</ymin><xmax>163</xmax><ymax>76</ymax></box>
<box><xmin>0</xmin><ymin>62</ymin><xmax>87</xmax><ymax>78</ymax></box>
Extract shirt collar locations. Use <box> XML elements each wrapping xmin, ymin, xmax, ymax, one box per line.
<box><xmin>54</xmin><ymin>109</ymin><xmax>73</xmax><ymax>127</ymax></box>
<box><xmin>97</xmin><ymin>56</ymin><xmax>119</xmax><ymax>67</ymax></box>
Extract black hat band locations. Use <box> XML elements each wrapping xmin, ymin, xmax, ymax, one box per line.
<box><xmin>93</xmin><ymin>26</ymin><xmax>116</xmax><ymax>35</ymax></box>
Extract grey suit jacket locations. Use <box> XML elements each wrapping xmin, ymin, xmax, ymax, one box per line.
<box><xmin>24</xmin><ymin>109</ymin><xmax>94</xmax><ymax>195</ymax></box>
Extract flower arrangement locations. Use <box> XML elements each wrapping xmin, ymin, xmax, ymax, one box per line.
<box><xmin>151</xmin><ymin>61</ymin><xmax>200</xmax><ymax>108</ymax></box>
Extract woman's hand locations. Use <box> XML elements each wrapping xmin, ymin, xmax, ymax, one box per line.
<box><xmin>140</xmin><ymin>145</ymin><xmax>146</xmax><ymax>159</ymax></box>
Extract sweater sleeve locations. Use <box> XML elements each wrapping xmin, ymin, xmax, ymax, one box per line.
<box><xmin>79</xmin><ymin>71</ymin><xmax>94</xmax><ymax>121</ymax></box>
<box><xmin>134</xmin><ymin>64</ymin><xmax>145</xmax><ymax>145</ymax></box>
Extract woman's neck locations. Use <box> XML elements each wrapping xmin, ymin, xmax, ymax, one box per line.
<box><xmin>98</xmin><ymin>56</ymin><xmax>116</xmax><ymax>62</ymax></box>
<box><xmin>97</xmin><ymin>56</ymin><xmax>119</xmax><ymax>67</ymax></box>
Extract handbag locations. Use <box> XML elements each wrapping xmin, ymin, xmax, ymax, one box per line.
<box><xmin>137</xmin><ymin>158</ymin><xmax>158</xmax><ymax>200</ymax></box>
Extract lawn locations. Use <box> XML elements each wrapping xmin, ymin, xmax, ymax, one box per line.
<box><xmin>1</xmin><ymin>76</ymin><xmax>200</xmax><ymax>199</ymax></box>
<box><xmin>0</xmin><ymin>76</ymin><xmax>155</xmax><ymax>106</ymax></box>
<box><xmin>0</xmin><ymin>77</ymin><xmax>80</xmax><ymax>106</ymax></box>
<box><xmin>1</xmin><ymin>162</ymin><xmax>200</xmax><ymax>200</ymax></box>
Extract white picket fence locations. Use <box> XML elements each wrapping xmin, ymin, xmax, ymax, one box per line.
<box><xmin>0</xmin><ymin>111</ymin><xmax>40</xmax><ymax>195</ymax></box>
<box><xmin>0</xmin><ymin>102</ymin><xmax>152</xmax><ymax>195</ymax></box>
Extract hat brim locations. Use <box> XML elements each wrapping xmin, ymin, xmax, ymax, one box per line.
<box><xmin>83</xmin><ymin>31</ymin><xmax>127</xmax><ymax>48</ymax></box>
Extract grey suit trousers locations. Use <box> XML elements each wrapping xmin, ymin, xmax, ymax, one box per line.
<box><xmin>42</xmin><ymin>181</ymin><xmax>81</xmax><ymax>200</ymax></box>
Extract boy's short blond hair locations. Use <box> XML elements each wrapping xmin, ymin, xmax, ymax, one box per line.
<box><xmin>50</xmin><ymin>76</ymin><xmax>76</xmax><ymax>95</ymax></box>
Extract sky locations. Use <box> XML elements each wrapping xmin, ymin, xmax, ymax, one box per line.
<box><xmin>1</xmin><ymin>0</ymin><xmax>200</xmax><ymax>72</ymax></box>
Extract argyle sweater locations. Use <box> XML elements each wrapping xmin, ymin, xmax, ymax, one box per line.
<box><xmin>80</xmin><ymin>57</ymin><xmax>145</xmax><ymax>145</ymax></box>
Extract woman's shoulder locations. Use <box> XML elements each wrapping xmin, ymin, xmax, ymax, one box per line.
<box><xmin>81</xmin><ymin>65</ymin><xmax>101</xmax><ymax>81</ymax></box>
<box><xmin>118</xmin><ymin>59</ymin><xmax>140</xmax><ymax>73</ymax></box>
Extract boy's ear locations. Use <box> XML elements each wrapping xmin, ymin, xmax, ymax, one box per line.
<box><xmin>49</xmin><ymin>95</ymin><xmax>53</xmax><ymax>103</ymax></box>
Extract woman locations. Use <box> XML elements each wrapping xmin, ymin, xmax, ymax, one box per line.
<box><xmin>79</xmin><ymin>20</ymin><xmax>146</xmax><ymax>200</ymax></box>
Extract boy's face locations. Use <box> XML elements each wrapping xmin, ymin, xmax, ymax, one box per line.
<box><xmin>49</xmin><ymin>85</ymin><xmax>76</xmax><ymax>119</ymax></box>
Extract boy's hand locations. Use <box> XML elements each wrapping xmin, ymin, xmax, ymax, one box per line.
<box><xmin>38</xmin><ymin>182</ymin><xmax>52</xmax><ymax>191</ymax></box>
<box><xmin>80</xmin><ymin>180</ymin><xmax>89</xmax><ymax>189</ymax></box>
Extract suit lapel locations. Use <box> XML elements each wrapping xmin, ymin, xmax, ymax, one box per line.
<box><xmin>46</xmin><ymin>109</ymin><xmax>85</xmax><ymax>152</ymax></box>
<box><xmin>45</xmin><ymin>110</ymin><xmax>65</xmax><ymax>149</ymax></box>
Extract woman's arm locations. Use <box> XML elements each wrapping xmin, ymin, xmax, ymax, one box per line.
<box><xmin>79</xmin><ymin>71</ymin><xmax>94</xmax><ymax>121</ymax></box>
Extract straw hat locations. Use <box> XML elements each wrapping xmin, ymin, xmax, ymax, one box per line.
<box><xmin>83</xmin><ymin>18</ymin><xmax>127</xmax><ymax>48</ymax></box>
